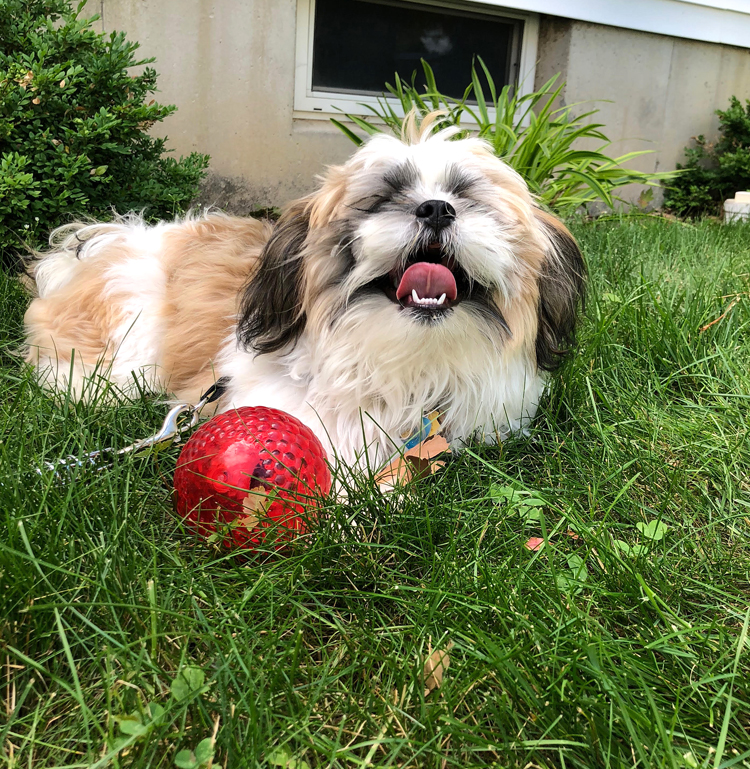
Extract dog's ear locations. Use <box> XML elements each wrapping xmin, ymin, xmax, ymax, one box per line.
<box><xmin>237</xmin><ymin>202</ymin><xmax>310</xmax><ymax>354</ymax></box>
<box><xmin>533</xmin><ymin>210</ymin><xmax>586</xmax><ymax>371</ymax></box>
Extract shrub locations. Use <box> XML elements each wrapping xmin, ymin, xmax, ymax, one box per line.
<box><xmin>0</xmin><ymin>0</ymin><xmax>210</xmax><ymax>266</ymax></box>
<box><xmin>663</xmin><ymin>96</ymin><xmax>750</xmax><ymax>218</ymax></box>
<box><xmin>331</xmin><ymin>60</ymin><xmax>672</xmax><ymax>215</ymax></box>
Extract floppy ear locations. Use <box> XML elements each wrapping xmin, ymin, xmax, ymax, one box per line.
<box><xmin>237</xmin><ymin>202</ymin><xmax>310</xmax><ymax>355</ymax></box>
<box><xmin>534</xmin><ymin>210</ymin><xmax>586</xmax><ymax>372</ymax></box>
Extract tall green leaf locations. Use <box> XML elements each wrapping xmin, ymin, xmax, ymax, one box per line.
<box><xmin>330</xmin><ymin>59</ymin><xmax>674</xmax><ymax>213</ymax></box>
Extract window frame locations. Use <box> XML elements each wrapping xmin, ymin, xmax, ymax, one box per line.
<box><xmin>293</xmin><ymin>0</ymin><xmax>539</xmax><ymax>120</ymax></box>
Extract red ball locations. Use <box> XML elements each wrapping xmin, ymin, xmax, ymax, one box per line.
<box><xmin>173</xmin><ymin>407</ymin><xmax>331</xmax><ymax>550</ymax></box>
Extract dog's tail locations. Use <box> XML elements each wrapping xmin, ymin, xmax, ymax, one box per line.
<box><xmin>21</xmin><ymin>215</ymin><xmax>146</xmax><ymax>298</ymax></box>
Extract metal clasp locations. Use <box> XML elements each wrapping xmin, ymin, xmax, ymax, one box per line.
<box><xmin>37</xmin><ymin>377</ymin><xmax>230</xmax><ymax>477</ymax></box>
<box><xmin>119</xmin><ymin>402</ymin><xmax>194</xmax><ymax>455</ymax></box>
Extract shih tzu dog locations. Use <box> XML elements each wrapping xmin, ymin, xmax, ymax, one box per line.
<box><xmin>23</xmin><ymin>115</ymin><xmax>585</xmax><ymax>469</ymax></box>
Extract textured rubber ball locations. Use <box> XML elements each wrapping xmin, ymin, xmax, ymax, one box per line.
<box><xmin>173</xmin><ymin>407</ymin><xmax>330</xmax><ymax>550</ymax></box>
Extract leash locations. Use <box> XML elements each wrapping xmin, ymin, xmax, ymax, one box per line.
<box><xmin>36</xmin><ymin>378</ymin><xmax>443</xmax><ymax>477</ymax></box>
<box><xmin>36</xmin><ymin>377</ymin><xmax>230</xmax><ymax>476</ymax></box>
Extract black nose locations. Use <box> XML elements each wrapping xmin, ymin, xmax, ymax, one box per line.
<box><xmin>415</xmin><ymin>199</ymin><xmax>456</xmax><ymax>231</ymax></box>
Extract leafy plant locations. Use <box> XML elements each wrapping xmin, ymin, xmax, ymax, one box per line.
<box><xmin>663</xmin><ymin>95</ymin><xmax>750</xmax><ymax>217</ymax></box>
<box><xmin>331</xmin><ymin>59</ymin><xmax>671</xmax><ymax>214</ymax></box>
<box><xmin>0</xmin><ymin>0</ymin><xmax>210</xmax><ymax>266</ymax></box>
<box><xmin>174</xmin><ymin>738</ymin><xmax>215</xmax><ymax>769</ymax></box>
<box><xmin>636</xmin><ymin>518</ymin><xmax>669</xmax><ymax>542</ymax></box>
<box><xmin>107</xmin><ymin>666</ymin><xmax>219</xmax><ymax>766</ymax></box>
<box><xmin>490</xmin><ymin>482</ymin><xmax>546</xmax><ymax>523</ymax></box>
<box><xmin>556</xmin><ymin>552</ymin><xmax>589</xmax><ymax>593</ymax></box>
<box><xmin>267</xmin><ymin>746</ymin><xmax>311</xmax><ymax>769</ymax></box>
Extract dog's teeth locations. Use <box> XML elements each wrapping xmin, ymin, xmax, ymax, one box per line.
<box><xmin>409</xmin><ymin>289</ymin><xmax>448</xmax><ymax>308</ymax></box>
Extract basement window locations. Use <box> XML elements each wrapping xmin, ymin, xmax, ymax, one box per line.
<box><xmin>294</xmin><ymin>0</ymin><xmax>539</xmax><ymax>118</ymax></box>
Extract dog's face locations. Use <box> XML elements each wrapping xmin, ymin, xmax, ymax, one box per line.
<box><xmin>239</xmin><ymin>124</ymin><xmax>584</xmax><ymax>373</ymax></box>
<box><xmin>327</xmin><ymin>133</ymin><xmax>541</xmax><ymax>326</ymax></box>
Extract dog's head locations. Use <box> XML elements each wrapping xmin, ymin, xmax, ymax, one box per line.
<box><xmin>238</xmin><ymin>117</ymin><xmax>585</xmax><ymax>373</ymax></box>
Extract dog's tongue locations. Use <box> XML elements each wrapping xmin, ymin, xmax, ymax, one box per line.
<box><xmin>396</xmin><ymin>263</ymin><xmax>457</xmax><ymax>303</ymax></box>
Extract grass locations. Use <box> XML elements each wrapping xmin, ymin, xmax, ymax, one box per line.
<box><xmin>1</xmin><ymin>217</ymin><xmax>750</xmax><ymax>768</ymax></box>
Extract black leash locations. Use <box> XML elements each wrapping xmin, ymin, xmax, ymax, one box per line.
<box><xmin>197</xmin><ymin>376</ymin><xmax>230</xmax><ymax>405</ymax></box>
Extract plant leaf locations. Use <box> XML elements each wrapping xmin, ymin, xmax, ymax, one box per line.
<box><xmin>329</xmin><ymin>118</ymin><xmax>364</xmax><ymax>146</ymax></box>
<box><xmin>567</xmin><ymin>553</ymin><xmax>589</xmax><ymax>582</ymax></box>
<box><xmin>170</xmin><ymin>666</ymin><xmax>205</xmax><ymax>701</ymax></box>
<box><xmin>194</xmin><ymin>738</ymin><xmax>215</xmax><ymax>765</ymax></box>
<box><xmin>148</xmin><ymin>702</ymin><xmax>166</xmax><ymax>724</ymax></box>
<box><xmin>116</xmin><ymin>713</ymin><xmax>146</xmax><ymax>737</ymax></box>
<box><xmin>174</xmin><ymin>749</ymin><xmax>199</xmax><ymax>769</ymax></box>
<box><xmin>614</xmin><ymin>539</ymin><xmax>632</xmax><ymax>556</ymax></box>
<box><xmin>109</xmin><ymin>736</ymin><xmax>130</xmax><ymax>753</ymax></box>
<box><xmin>519</xmin><ymin>505</ymin><xmax>542</xmax><ymax>522</ymax></box>
<box><xmin>636</xmin><ymin>520</ymin><xmax>669</xmax><ymax>541</ymax></box>
<box><xmin>376</xmin><ymin>434</ymin><xmax>450</xmax><ymax>488</ymax></box>
<box><xmin>345</xmin><ymin>113</ymin><xmax>383</xmax><ymax>136</ymax></box>
<box><xmin>267</xmin><ymin>747</ymin><xmax>293</xmax><ymax>766</ymax></box>
<box><xmin>174</xmin><ymin>738</ymin><xmax>214</xmax><ymax>768</ymax></box>
<box><xmin>241</xmin><ymin>488</ymin><xmax>275</xmax><ymax>529</ymax></box>
<box><xmin>489</xmin><ymin>483</ymin><xmax>522</xmax><ymax>504</ymax></box>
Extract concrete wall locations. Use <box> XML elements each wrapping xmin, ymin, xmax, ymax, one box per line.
<box><xmin>88</xmin><ymin>1</ymin><xmax>750</xmax><ymax>211</ymax></box>
<box><xmin>535</xmin><ymin>14</ymin><xmax>750</xmax><ymax>205</ymax></box>
<box><xmin>87</xmin><ymin>0</ymin><xmax>353</xmax><ymax>213</ymax></box>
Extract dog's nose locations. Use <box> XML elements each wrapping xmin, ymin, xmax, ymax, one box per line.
<box><xmin>415</xmin><ymin>199</ymin><xmax>456</xmax><ymax>231</ymax></box>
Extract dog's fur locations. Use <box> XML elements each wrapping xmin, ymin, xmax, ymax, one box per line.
<box><xmin>23</xmin><ymin>117</ymin><xmax>585</xmax><ymax>467</ymax></box>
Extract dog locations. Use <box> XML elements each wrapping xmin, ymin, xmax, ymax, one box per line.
<box><xmin>22</xmin><ymin>114</ymin><xmax>585</xmax><ymax>469</ymax></box>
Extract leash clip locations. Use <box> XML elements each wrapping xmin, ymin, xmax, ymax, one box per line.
<box><xmin>118</xmin><ymin>402</ymin><xmax>195</xmax><ymax>456</ymax></box>
<box><xmin>37</xmin><ymin>377</ymin><xmax>230</xmax><ymax>477</ymax></box>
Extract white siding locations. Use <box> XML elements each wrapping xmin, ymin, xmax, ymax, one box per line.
<box><xmin>483</xmin><ymin>0</ymin><xmax>750</xmax><ymax>47</ymax></box>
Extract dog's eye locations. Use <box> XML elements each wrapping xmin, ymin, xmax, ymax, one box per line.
<box><xmin>383</xmin><ymin>160</ymin><xmax>418</xmax><ymax>195</ymax></box>
<box><xmin>365</xmin><ymin>195</ymin><xmax>391</xmax><ymax>213</ymax></box>
<box><xmin>348</xmin><ymin>195</ymin><xmax>390</xmax><ymax>214</ymax></box>
<box><xmin>445</xmin><ymin>165</ymin><xmax>479</xmax><ymax>197</ymax></box>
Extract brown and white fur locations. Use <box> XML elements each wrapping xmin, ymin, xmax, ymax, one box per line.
<box><xmin>23</xmin><ymin>117</ymin><xmax>585</xmax><ymax>469</ymax></box>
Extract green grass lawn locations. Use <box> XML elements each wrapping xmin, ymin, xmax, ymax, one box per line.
<box><xmin>2</xmin><ymin>217</ymin><xmax>749</xmax><ymax>768</ymax></box>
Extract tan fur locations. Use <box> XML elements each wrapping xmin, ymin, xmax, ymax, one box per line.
<box><xmin>24</xmin><ymin>246</ymin><xmax>134</xmax><ymax>369</ymax></box>
<box><xmin>500</xmin><ymin>212</ymin><xmax>579</xmax><ymax>353</ymax></box>
<box><xmin>499</xmin><ymin>283</ymin><xmax>539</xmax><ymax>356</ymax></box>
<box><xmin>401</xmin><ymin>110</ymin><xmax>450</xmax><ymax>144</ymax></box>
<box><xmin>535</xmin><ymin>208</ymin><xmax>576</xmax><ymax>246</ymax></box>
<box><xmin>158</xmin><ymin>216</ymin><xmax>272</xmax><ymax>396</ymax></box>
<box><xmin>306</xmin><ymin>167</ymin><xmax>349</xmax><ymax>229</ymax></box>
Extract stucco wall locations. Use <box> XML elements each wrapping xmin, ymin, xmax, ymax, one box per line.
<box><xmin>535</xmin><ymin>14</ymin><xmax>750</xmax><ymax>205</ymax></box>
<box><xmin>89</xmin><ymin>1</ymin><xmax>750</xmax><ymax>210</ymax></box>
<box><xmin>87</xmin><ymin>0</ymin><xmax>353</xmax><ymax>212</ymax></box>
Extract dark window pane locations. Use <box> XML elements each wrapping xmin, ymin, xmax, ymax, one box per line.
<box><xmin>312</xmin><ymin>0</ymin><xmax>521</xmax><ymax>100</ymax></box>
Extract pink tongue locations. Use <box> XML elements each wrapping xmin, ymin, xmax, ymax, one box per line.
<box><xmin>396</xmin><ymin>263</ymin><xmax>458</xmax><ymax>303</ymax></box>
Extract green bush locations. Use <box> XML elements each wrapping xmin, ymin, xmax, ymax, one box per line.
<box><xmin>0</xmin><ymin>0</ymin><xmax>210</xmax><ymax>266</ymax></box>
<box><xmin>663</xmin><ymin>96</ymin><xmax>750</xmax><ymax>218</ymax></box>
<box><xmin>332</xmin><ymin>59</ymin><xmax>672</xmax><ymax>215</ymax></box>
